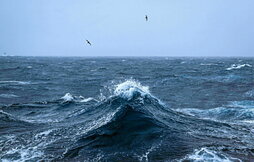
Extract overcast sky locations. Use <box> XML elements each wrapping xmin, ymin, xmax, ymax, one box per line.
<box><xmin>0</xmin><ymin>0</ymin><xmax>254</xmax><ymax>57</ymax></box>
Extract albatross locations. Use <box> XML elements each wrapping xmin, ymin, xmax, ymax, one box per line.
<box><xmin>145</xmin><ymin>15</ymin><xmax>148</xmax><ymax>21</ymax></box>
<box><xmin>86</xmin><ymin>40</ymin><xmax>92</xmax><ymax>46</ymax></box>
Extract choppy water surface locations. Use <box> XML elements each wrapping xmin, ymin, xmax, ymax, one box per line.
<box><xmin>0</xmin><ymin>57</ymin><xmax>253</xmax><ymax>161</ymax></box>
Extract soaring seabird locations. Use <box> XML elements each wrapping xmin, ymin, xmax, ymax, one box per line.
<box><xmin>145</xmin><ymin>15</ymin><xmax>148</xmax><ymax>21</ymax></box>
<box><xmin>86</xmin><ymin>40</ymin><xmax>92</xmax><ymax>46</ymax></box>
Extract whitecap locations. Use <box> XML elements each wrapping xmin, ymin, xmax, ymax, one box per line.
<box><xmin>0</xmin><ymin>94</ymin><xmax>19</xmax><ymax>98</ymax></box>
<box><xmin>80</xmin><ymin>97</ymin><xmax>98</xmax><ymax>103</ymax></box>
<box><xmin>2</xmin><ymin>147</ymin><xmax>43</xmax><ymax>162</ymax></box>
<box><xmin>200</xmin><ymin>63</ymin><xmax>216</xmax><ymax>66</ymax></box>
<box><xmin>0</xmin><ymin>81</ymin><xmax>30</xmax><ymax>85</ymax></box>
<box><xmin>103</xmin><ymin>79</ymin><xmax>164</xmax><ymax>106</ymax></box>
<box><xmin>244</xmin><ymin>89</ymin><xmax>254</xmax><ymax>97</ymax></box>
<box><xmin>35</xmin><ymin>129</ymin><xmax>54</xmax><ymax>139</ymax></box>
<box><xmin>226</xmin><ymin>64</ymin><xmax>252</xmax><ymax>70</ymax></box>
<box><xmin>113</xmin><ymin>79</ymin><xmax>150</xmax><ymax>100</ymax></box>
<box><xmin>61</xmin><ymin>93</ymin><xmax>74</xmax><ymax>102</ymax></box>
<box><xmin>180</xmin><ymin>148</ymin><xmax>241</xmax><ymax>162</ymax></box>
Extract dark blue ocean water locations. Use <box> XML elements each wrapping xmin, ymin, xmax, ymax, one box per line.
<box><xmin>0</xmin><ymin>57</ymin><xmax>253</xmax><ymax>161</ymax></box>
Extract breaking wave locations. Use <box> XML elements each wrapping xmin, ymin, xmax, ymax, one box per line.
<box><xmin>226</xmin><ymin>64</ymin><xmax>252</xmax><ymax>70</ymax></box>
<box><xmin>180</xmin><ymin>148</ymin><xmax>242</xmax><ymax>162</ymax></box>
<box><xmin>60</xmin><ymin>93</ymin><xmax>98</xmax><ymax>103</ymax></box>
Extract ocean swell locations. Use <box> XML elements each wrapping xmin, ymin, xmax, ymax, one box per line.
<box><xmin>176</xmin><ymin>101</ymin><xmax>254</xmax><ymax>123</ymax></box>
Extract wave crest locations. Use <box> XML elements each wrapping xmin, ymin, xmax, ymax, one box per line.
<box><xmin>181</xmin><ymin>148</ymin><xmax>241</xmax><ymax>162</ymax></box>
<box><xmin>113</xmin><ymin>79</ymin><xmax>150</xmax><ymax>100</ymax></box>
<box><xmin>61</xmin><ymin>93</ymin><xmax>74</xmax><ymax>102</ymax></box>
<box><xmin>226</xmin><ymin>64</ymin><xmax>252</xmax><ymax>70</ymax></box>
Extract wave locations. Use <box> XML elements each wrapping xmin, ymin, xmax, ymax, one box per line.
<box><xmin>60</xmin><ymin>93</ymin><xmax>98</xmax><ymax>103</ymax></box>
<box><xmin>226</xmin><ymin>64</ymin><xmax>252</xmax><ymax>70</ymax></box>
<box><xmin>61</xmin><ymin>79</ymin><xmax>160</xmax><ymax>103</ymax></box>
<box><xmin>113</xmin><ymin>79</ymin><xmax>150</xmax><ymax>100</ymax></box>
<box><xmin>0</xmin><ymin>81</ymin><xmax>30</xmax><ymax>85</ymax></box>
<box><xmin>244</xmin><ymin>89</ymin><xmax>254</xmax><ymax>98</ymax></box>
<box><xmin>200</xmin><ymin>63</ymin><xmax>217</xmax><ymax>66</ymax></box>
<box><xmin>0</xmin><ymin>94</ymin><xmax>19</xmax><ymax>98</ymax></box>
<box><xmin>61</xmin><ymin>80</ymin><xmax>173</xmax><ymax>160</ymax></box>
<box><xmin>61</xmin><ymin>93</ymin><xmax>74</xmax><ymax>102</ymax></box>
<box><xmin>80</xmin><ymin>97</ymin><xmax>98</xmax><ymax>103</ymax></box>
<box><xmin>180</xmin><ymin>148</ymin><xmax>241</xmax><ymax>162</ymax></box>
<box><xmin>0</xmin><ymin>110</ymin><xmax>35</xmax><ymax>135</ymax></box>
<box><xmin>176</xmin><ymin>101</ymin><xmax>254</xmax><ymax>123</ymax></box>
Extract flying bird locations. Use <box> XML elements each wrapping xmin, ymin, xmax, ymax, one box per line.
<box><xmin>145</xmin><ymin>15</ymin><xmax>148</xmax><ymax>21</ymax></box>
<box><xmin>86</xmin><ymin>40</ymin><xmax>92</xmax><ymax>46</ymax></box>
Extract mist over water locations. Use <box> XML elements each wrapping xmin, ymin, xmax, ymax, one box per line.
<box><xmin>0</xmin><ymin>57</ymin><xmax>254</xmax><ymax>161</ymax></box>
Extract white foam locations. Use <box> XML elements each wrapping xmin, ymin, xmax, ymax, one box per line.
<box><xmin>137</xmin><ymin>144</ymin><xmax>159</xmax><ymax>162</ymax></box>
<box><xmin>35</xmin><ymin>130</ymin><xmax>53</xmax><ymax>139</ymax></box>
<box><xmin>0</xmin><ymin>110</ymin><xmax>13</xmax><ymax>116</ymax></box>
<box><xmin>242</xmin><ymin>120</ymin><xmax>254</xmax><ymax>124</ymax></box>
<box><xmin>200</xmin><ymin>63</ymin><xmax>216</xmax><ymax>66</ymax></box>
<box><xmin>61</xmin><ymin>93</ymin><xmax>74</xmax><ymax>102</ymax></box>
<box><xmin>80</xmin><ymin>97</ymin><xmax>98</xmax><ymax>103</ymax></box>
<box><xmin>180</xmin><ymin>148</ymin><xmax>241</xmax><ymax>162</ymax></box>
<box><xmin>113</xmin><ymin>79</ymin><xmax>150</xmax><ymax>100</ymax></box>
<box><xmin>244</xmin><ymin>89</ymin><xmax>254</xmax><ymax>97</ymax></box>
<box><xmin>226</xmin><ymin>64</ymin><xmax>252</xmax><ymax>70</ymax></box>
<box><xmin>0</xmin><ymin>81</ymin><xmax>30</xmax><ymax>85</ymax></box>
<box><xmin>2</xmin><ymin>147</ymin><xmax>43</xmax><ymax>162</ymax></box>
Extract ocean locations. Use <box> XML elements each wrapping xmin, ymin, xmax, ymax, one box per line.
<box><xmin>0</xmin><ymin>56</ymin><xmax>253</xmax><ymax>161</ymax></box>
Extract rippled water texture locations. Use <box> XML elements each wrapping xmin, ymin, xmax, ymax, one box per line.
<box><xmin>0</xmin><ymin>57</ymin><xmax>253</xmax><ymax>161</ymax></box>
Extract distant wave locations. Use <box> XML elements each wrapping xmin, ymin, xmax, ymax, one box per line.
<box><xmin>200</xmin><ymin>63</ymin><xmax>217</xmax><ymax>66</ymax></box>
<box><xmin>0</xmin><ymin>81</ymin><xmax>30</xmax><ymax>85</ymax></box>
<box><xmin>0</xmin><ymin>66</ymin><xmax>21</xmax><ymax>71</ymax></box>
<box><xmin>61</xmin><ymin>93</ymin><xmax>74</xmax><ymax>102</ymax></box>
<box><xmin>0</xmin><ymin>94</ymin><xmax>19</xmax><ymax>98</ymax></box>
<box><xmin>226</xmin><ymin>64</ymin><xmax>252</xmax><ymax>70</ymax></box>
<box><xmin>80</xmin><ymin>97</ymin><xmax>98</xmax><ymax>103</ymax></box>
<box><xmin>176</xmin><ymin>101</ymin><xmax>254</xmax><ymax>123</ymax></box>
<box><xmin>60</xmin><ymin>93</ymin><xmax>98</xmax><ymax>103</ymax></box>
<box><xmin>244</xmin><ymin>89</ymin><xmax>254</xmax><ymax>98</ymax></box>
